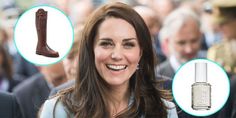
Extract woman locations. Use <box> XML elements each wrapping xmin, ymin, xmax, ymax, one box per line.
<box><xmin>40</xmin><ymin>2</ymin><xmax>177</xmax><ymax>118</ymax></box>
<box><xmin>0</xmin><ymin>44</ymin><xmax>20</xmax><ymax>92</ymax></box>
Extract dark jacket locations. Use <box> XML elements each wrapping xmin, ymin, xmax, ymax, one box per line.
<box><xmin>0</xmin><ymin>92</ymin><xmax>22</xmax><ymax>118</ymax></box>
<box><xmin>13</xmin><ymin>73</ymin><xmax>50</xmax><ymax>118</ymax></box>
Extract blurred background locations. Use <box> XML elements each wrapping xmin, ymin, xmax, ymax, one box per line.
<box><xmin>0</xmin><ymin>0</ymin><xmax>235</xmax><ymax>118</ymax></box>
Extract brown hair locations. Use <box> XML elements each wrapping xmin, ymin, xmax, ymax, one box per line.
<box><xmin>67</xmin><ymin>25</ymin><xmax>83</xmax><ymax>60</ymax></box>
<box><xmin>0</xmin><ymin>44</ymin><xmax>13</xmax><ymax>79</ymax></box>
<box><xmin>59</xmin><ymin>2</ymin><xmax>168</xmax><ymax>118</ymax></box>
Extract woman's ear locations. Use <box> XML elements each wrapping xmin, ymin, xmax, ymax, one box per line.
<box><xmin>139</xmin><ymin>50</ymin><xmax>143</xmax><ymax>63</ymax></box>
<box><xmin>140</xmin><ymin>50</ymin><xmax>143</xmax><ymax>57</ymax></box>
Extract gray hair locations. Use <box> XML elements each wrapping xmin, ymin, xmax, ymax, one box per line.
<box><xmin>159</xmin><ymin>8</ymin><xmax>200</xmax><ymax>43</ymax></box>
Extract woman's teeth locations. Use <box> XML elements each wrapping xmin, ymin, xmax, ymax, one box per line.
<box><xmin>106</xmin><ymin>64</ymin><xmax>127</xmax><ymax>71</ymax></box>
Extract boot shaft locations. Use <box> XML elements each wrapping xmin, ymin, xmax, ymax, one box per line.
<box><xmin>35</xmin><ymin>8</ymin><xmax>59</xmax><ymax>57</ymax></box>
<box><xmin>36</xmin><ymin>9</ymin><xmax>47</xmax><ymax>47</ymax></box>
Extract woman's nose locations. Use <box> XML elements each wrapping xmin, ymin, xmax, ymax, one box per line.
<box><xmin>111</xmin><ymin>47</ymin><xmax>123</xmax><ymax>61</ymax></box>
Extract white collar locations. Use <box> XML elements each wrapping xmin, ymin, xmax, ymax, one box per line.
<box><xmin>0</xmin><ymin>79</ymin><xmax>9</xmax><ymax>91</ymax></box>
<box><xmin>169</xmin><ymin>55</ymin><xmax>182</xmax><ymax>72</ymax></box>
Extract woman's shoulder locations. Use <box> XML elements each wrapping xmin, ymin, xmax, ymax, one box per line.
<box><xmin>40</xmin><ymin>96</ymin><xmax>72</xmax><ymax>118</ymax></box>
<box><xmin>162</xmin><ymin>99</ymin><xmax>178</xmax><ymax>118</ymax></box>
<box><xmin>162</xmin><ymin>99</ymin><xmax>175</xmax><ymax>108</ymax></box>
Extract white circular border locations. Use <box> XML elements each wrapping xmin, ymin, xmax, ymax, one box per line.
<box><xmin>14</xmin><ymin>5</ymin><xmax>74</xmax><ymax>66</ymax></box>
<box><xmin>172</xmin><ymin>59</ymin><xmax>230</xmax><ymax>116</ymax></box>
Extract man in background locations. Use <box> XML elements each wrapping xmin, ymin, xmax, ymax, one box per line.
<box><xmin>0</xmin><ymin>92</ymin><xmax>22</xmax><ymax>118</ymax></box>
<box><xmin>208</xmin><ymin>0</ymin><xmax>236</xmax><ymax>117</ymax></box>
<box><xmin>208</xmin><ymin>0</ymin><xmax>236</xmax><ymax>77</ymax></box>
<box><xmin>49</xmin><ymin>40</ymin><xmax>79</xmax><ymax>96</ymax></box>
<box><xmin>156</xmin><ymin>7</ymin><xmax>203</xmax><ymax>79</ymax></box>
<box><xmin>13</xmin><ymin>62</ymin><xmax>66</xmax><ymax>118</ymax></box>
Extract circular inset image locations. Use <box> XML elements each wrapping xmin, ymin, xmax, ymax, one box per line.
<box><xmin>14</xmin><ymin>5</ymin><xmax>74</xmax><ymax>66</ymax></box>
<box><xmin>172</xmin><ymin>59</ymin><xmax>230</xmax><ymax>117</ymax></box>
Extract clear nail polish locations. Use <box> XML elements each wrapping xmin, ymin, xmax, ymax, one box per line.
<box><xmin>192</xmin><ymin>62</ymin><xmax>211</xmax><ymax>110</ymax></box>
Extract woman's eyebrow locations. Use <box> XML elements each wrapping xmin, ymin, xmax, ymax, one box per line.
<box><xmin>123</xmin><ymin>38</ymin><xmax>137</xmax><ymax>42</ymax></box>
<box><xmin>99</xmin><ymin>38</ymin><xmax>113</xmax><ymax>41</ymax></box>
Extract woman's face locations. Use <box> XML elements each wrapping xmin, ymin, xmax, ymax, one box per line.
<box><xmin>94</xmin><ymin>17</ymin><xmax>141</xmax><ymax>87</ymax></box>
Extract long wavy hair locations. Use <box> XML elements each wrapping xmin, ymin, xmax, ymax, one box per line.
<box><xmin>59</xmin><ymin>2</ymin><xmax>168</xmax><ymax>118</ymax></box>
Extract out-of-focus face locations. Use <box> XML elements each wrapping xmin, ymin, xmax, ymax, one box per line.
<box><xmin>145</xmin><ymin>15</ymin><xmax>160</xmax><ymax>38</ymax></box>
<box><xmin>94</xmin><ymin>18</ymin><xmax>141</xmax><ymax>88</ymax></box>
<box><xmin>152</xmin><ymin>0</ymin><xmax>175</xmax><ymax>22</ymax></box>
<box><xmin>1</xmin><ymin>8</ymin><xmax>19</xmax><ymax>40</ymax></box>
<box><xmin>42</xmin><ymin>62</ymin><xmax>67</xmax><ymax>87</ymax></box>
<box><xmin>170</xmin><ymin>19</ymin><xmax>201</xmax><ymax>63</ymax></box>
<box><xmin>219</xmin><ymin>20</ymin><xmax>236</xmax><ymax>40</ymax></box>
<box><xmin>63</xmin><ymin>57</ymin><xmax>78</xmax><ymax>80</ymax></box>
<box><xmin>134</xmin><ymin>6</ymin><xmax>160</xmax><ymax>38</ymax></box>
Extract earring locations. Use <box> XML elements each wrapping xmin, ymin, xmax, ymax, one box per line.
<box><xmin>136</xmin><ymin>64</ymin><xmax>139</xmax><ymax>70</ymax></box>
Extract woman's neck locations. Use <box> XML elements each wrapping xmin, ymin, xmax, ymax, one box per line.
<box><xmin>109</xmin><ymin>83</ymin><xmax>130</xmax><ymax>117</ymax></box>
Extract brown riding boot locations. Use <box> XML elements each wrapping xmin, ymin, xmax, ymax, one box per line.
<box><xmin>35</xmin><ymin>8</ymin><xmax>59</xmax><ymax>58</ymax></box>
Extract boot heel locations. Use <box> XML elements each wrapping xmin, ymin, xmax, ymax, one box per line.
<box><xmin>36</xmin><ymin>51</ymin><xmax>43</xmax><ymax>55</ymax></box>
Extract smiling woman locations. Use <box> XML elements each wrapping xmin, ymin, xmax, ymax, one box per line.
<box><xmin>94</xmin><ymin>17</ymin><xmax>141</xmax><ymax>87</ymax></box>
<box><xmin>39</xmin><ymin>2</ymin><xmax>178</xmax><ymax>118</ymax></box>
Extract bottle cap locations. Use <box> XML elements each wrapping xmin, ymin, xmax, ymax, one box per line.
<box><xmin>195</xmin><ymin>62</ymin><xmax>207</xmax><ymax>82</ymax></box>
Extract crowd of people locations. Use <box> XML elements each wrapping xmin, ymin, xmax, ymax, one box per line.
<box><xmin>0</xmin><ymin>0</ymin><xmax>235</xmax><ymax>118</ymax></box>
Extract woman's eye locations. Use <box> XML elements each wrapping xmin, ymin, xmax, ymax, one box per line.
<box><xmin>124</xmin><ymin>42</ymin><xmax>135</xmax><ymax>49</ymax></box>
<box><xmin>99</xmin><ymin>42</ymin><xmax>113</xmax><ymax>48</ymax></box>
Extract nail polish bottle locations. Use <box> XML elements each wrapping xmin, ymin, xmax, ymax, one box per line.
<box><xmin>192</xmin><ymin>62</ymin><xmax>211</xmax><ymax>110</ymax></box>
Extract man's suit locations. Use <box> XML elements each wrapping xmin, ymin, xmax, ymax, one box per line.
<box><xmin>216</xmin><ymin>75</ymin><xmax>236</xmax><ymax>118</ymax></box>
<box><xmin>13</xmin><ymin>54</ymin><xmax>38</xmax><ymax>81</ymax></box>
<box><xmin>156</xmin><ymin>60</ymin><xmax>175</xmax><ymax>79</ymax></box>
<box><xmin>231</xmin><ymin>76</ymin><xmax>236</xmax><ymax>118</ymax></box>
<box><xmin>13</xmin><ymin>73</ymin><xmax>50</xmax><ymax>118</ymax></box>
<box><xmin>0</xmin><ymin>92</ymin><xmax>22</xmax><ymax>118</ymax></box>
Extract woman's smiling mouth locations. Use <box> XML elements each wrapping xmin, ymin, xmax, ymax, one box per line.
<box><xmin>106</xmin><ymin>64</ymin><xmax>127</xmax><ymax>71</ymax></box>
